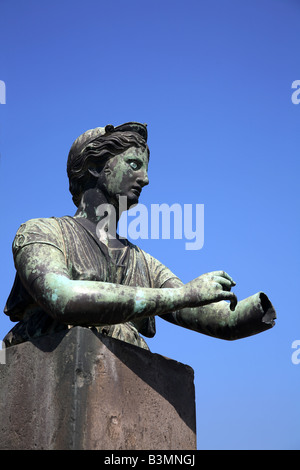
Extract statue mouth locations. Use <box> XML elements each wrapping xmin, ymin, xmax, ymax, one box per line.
<box><xmin>131</xmin><ymin>186</ymin><xmax>142</xmax><ymax>197</ymax></box>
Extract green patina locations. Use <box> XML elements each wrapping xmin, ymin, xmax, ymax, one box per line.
<box><xmin>3</xmin><ymin>122</ymin><xmax>276</xmax><ymax>349</ymax></box>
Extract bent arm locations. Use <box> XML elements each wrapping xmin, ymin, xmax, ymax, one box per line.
<box><xmin>15</xmin><ymin>244</ymin><xmax>191</xmax><ymax>326</ymax></box>
<box><xmin>160</xmin><ymin>278</ymin><xmax>276</xmax><ymax>340</ymax></box>
<box><xmin>15</xmin><ymin>242</ymin><xmax>246</xmax><ymax>330</ymax></box>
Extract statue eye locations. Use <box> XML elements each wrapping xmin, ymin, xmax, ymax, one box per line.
<box><xmin>129</xmin><ymin>161</ymin><xmax>139</xmax><ymax>170</ymax></box>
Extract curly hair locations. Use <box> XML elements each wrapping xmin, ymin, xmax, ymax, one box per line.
<box><xmin>67</xmin><ymin>131</ymin><xmax>149</xmax><ymax>207</ymax></box>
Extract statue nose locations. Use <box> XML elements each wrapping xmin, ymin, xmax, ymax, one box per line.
<box><xmin>137</xmin><ymin>171</ymin><xmax>149</xmax><ymax>187</ymax></box>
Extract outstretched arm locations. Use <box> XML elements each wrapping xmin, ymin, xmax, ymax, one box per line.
<box><xmin>14</xmin><ymin>243</ymin><xmax>237</xmax><ymax>327</ymax></box>
<box><xmin>160</xmin><ymin>278</ymin><xmax>276</xmax><ymax>340</ymax></box>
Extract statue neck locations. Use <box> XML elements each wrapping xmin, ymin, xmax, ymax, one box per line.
<box><xmin>74</xmin><ymin>188</ymin><xmax>120</xmax><ymax>228</ymax></box>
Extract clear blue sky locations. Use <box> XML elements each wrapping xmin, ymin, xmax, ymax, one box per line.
<box><xmin>0</xmin><ymin>0</ymin><xmax>299</xmax><ymax>450</ymax></box>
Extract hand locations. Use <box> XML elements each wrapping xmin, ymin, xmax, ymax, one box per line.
<box><xmin>184</xmin><ymin>270</ymin><xmax>237</xmax><ymax>311</ymax></box>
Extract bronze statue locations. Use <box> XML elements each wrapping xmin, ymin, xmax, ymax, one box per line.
<box><xmin>3</xmin><ymin>122</ymin><xmax>276</xmax><ymax>350</ymax></box>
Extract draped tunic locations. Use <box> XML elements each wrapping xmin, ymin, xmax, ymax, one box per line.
<box><xmin>3</xmin><ymin>216</ymin><xmax>180</xmax><ymax>349</ymax></box>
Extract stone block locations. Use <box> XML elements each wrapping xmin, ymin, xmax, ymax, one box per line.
<box><xmin>0</xmin><ymin>326</ymin><xmax>196</xmax><ymax>450</ymax></box>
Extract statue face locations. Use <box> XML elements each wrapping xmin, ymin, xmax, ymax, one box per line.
<box><xmin>96</xmin><ymin>146</ymin><xmax>149</xmax><ymax>208</ymax></box>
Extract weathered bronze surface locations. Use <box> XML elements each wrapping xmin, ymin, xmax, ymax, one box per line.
<box><xmin>3</xmin><ymin>122</ymin><xmax>276</xmax><ymax>349</ymax></box>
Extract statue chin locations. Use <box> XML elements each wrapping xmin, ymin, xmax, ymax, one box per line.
<box><xmin>121</xmin><ymin>196</ymin><xmax>140</xmax><ymax>211</ymax></box>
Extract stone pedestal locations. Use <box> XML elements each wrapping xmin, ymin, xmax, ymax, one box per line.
<box><xmin>0</xmin><ymin>327</ymin><xmax>196</xmax><ymax>450</ymax></box>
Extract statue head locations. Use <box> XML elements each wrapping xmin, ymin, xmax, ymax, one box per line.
<box><xmin>67</xmin><ymin>122</ymin><xmax>150</xmax><ymax>207</ymax></box>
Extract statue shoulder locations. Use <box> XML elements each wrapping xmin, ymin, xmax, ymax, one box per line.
<box><xmin>12</xmin><ymin>217</ymin><xmax>65</xmax><ymax>258</ymax></box>
<box><xmin>15</xmin><ymin>216</ymin><xmax>62</xmax><ymax>232</ymax></box>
